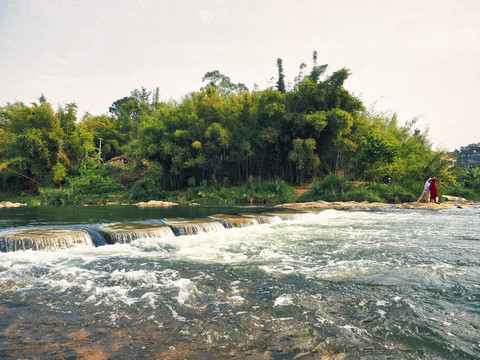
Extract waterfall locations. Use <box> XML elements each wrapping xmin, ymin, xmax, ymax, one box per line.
<box><xmin>0</xmin><ymin>210</ymin><xmax>319</xmax><ymax>252</ymax></box>
<box><xmin>81</xmin><ymin>225</ymin><xmax>108</xmax><ymax>246</ymax></box>
<box><xmin>99</xmin><ymin>223</ymin><xmax>175</xmax><ymax>244</ymax></box>
<box><xmin>208</xmin><ymin>215</ymin><xmax>258</xmax><ymax>228</ymax></box>
<box><xmin>238</xmin><ymin>213</ymin><xmax>283</xmax><ymax>225</ymax></box>
<box><xmin>264</xmin><ymin>210</ymin><xmax>313</xmax><ymax>221</ymax></box>
<box><xmin>0</xmin><ymin>228</ymin><xmax>93</xmax><ymax>252</ymax></box>
<box><xmin>163</xmin><ymin>219</ymin><xmax>225</xmax><ymax>236</ymax></box>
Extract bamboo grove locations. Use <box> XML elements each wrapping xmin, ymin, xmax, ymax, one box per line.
<box><xmin>0</xmin><ymin>53</ymin><xmax>447</xmax><ymax>195</ymax></box>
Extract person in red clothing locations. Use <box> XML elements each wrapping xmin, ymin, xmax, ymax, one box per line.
<box><xmin>429</xmin><ymin>177</ymin><xmax>439</xmax><ymax>204</ymax></box>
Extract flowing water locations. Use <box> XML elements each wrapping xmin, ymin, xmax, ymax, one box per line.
<box><xmin>0</xmin><ymin>205</ymin><xmax>479</xmax><ymax>359</ymax></box>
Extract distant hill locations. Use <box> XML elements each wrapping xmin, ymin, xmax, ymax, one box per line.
<box><xmin>456</xmin><ymin>153</ymin><xmax>480</xmax><ymax>167</ymax></box>
<box><xmin>454</xmin><ymin>142</ymin><xmax>480</xmax><ymax>167</ymax></box>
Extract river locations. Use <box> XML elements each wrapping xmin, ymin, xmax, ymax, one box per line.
<box><xmin>0</xmin><ymin>205</ymin><xmax>479</xmax><ymax>359</ymax></box>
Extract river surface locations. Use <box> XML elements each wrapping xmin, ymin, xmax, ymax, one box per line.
<box><xmin>0</xmin><ymin>205</ymin><xmax>479</xmax><ymax>359</ymax></box>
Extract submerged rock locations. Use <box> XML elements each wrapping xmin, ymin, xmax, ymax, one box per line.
<box><xmin>99</xmin><ymin>223</ymin><xmax>175</xmax><ymax>244</ymax></box>
<box><xmin>0</xmin><ymin>201</ymin><xmax>25</xmax><ymax>208</ymax></box>
<box><xmin>163</xmin><ymin>218</ymin><xmax>225</xmax><ymax>236</ymax></box>
<box><xmin>442</xmin><ymin>195</ymin><xmax>468</xmax><ymax>202</ymax></box>
<box><xmin>0</xmin><ymin>228</ymin><xmax>93</xmax><ymax>252</ymax></box>
<box><xmin>135</xmin><ymin>200</ymin><xmax>178</xmax><ymax>207</ymax></box>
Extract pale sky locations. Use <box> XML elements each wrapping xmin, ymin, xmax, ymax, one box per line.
<box><xmin>1</xmin><ymin>0</ymin><xmax>479</xmax><ymax>151</ymax></box>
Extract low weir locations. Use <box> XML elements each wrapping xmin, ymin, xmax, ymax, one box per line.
<box><xmin>238</xmin><ymin>213</ymin><xmax>283</xmax><ymax>224</ymax></box>
<box><xmin>208</xmin><ymin>214</ymin><xmax>257</xmax><ymax>228</ymax></box>
<box><xmin>0</xmin><ymin>210</ymin><xmax>310</xmax><ymax>252</ymax></box>
<box><xmin>98</xmin><ymin>223</ymin><xmax>175</xmax><ymax>244</ymax></box>
<box><xmin>262</xmin><ymin>209</ymin><xmax>313</xmax><ymax>221</ymax></box>
<box><xmin>0</xmin><ymin>228</ymin><xmax>93</xmax><ymax>252</ymax></box>
<box><xmin>162</xmin><ymin>218</ymin><xmax>225</xmax><ymax>236</ymax></box>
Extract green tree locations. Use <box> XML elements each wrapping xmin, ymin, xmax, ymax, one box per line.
<box><xmin>108</xmin><ymin>87</ymin><xmax>156</xmax><ymax>149</ymax></box>
<box><xmin>66</xmin><ymin>118</ymin><xmax>97</xmax><ymax>171</ymax></box>
<box><xmin>276</xmin><ymin>58</ymin><xmax>286</xmax><ymax>93</ymax></box>
<box><xmin>2</xmin><ymin>99</ymin><xmax>59</xmax><ymax>186</ymax></box>
<box><xmin>201</xmin><ymin>70</ymin><xmax>248</xmax><ymax>95</ymax></box>
<box><xmin>0</xmin><ymin>96</ymin><xmax>86</xmax><ymax>189</ymax></box>
<box><xmin>460</xmin><ymin>166</ymin><xmax>480</xmax><ymax>189</ymax></box>
<box><xmin>0</xmin><ymin>51</ymin><xmax>449</xmax><ymax>199</ymax></box>
<box><xmin>319</xmin><ymin>109</ymin><xmax>356</xmax><ymax>173</ymax></box>
<box><xmin>288</xmin><ymin>138</ymin><xmax>320</xmax><ymax>183</ymax></box>
<box><xmin>309</xmin><ymin>50</ymin><xmax>328</xmax><ymax>83</ymax></box>
<box><xmin>356</xmin><ymin>132</ymin><xmax>398</xmax><ymax>183</ymax></box>
<box><xmin>52</xmin><ymin>162</ymin><xmax>67</xmax><ymax>186</ymax></box>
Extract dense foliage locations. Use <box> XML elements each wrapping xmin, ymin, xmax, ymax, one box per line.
<box><xmin>1</xmin><ymin>53</ymin><xmax>478</xmax><ymax>204</ymax></box>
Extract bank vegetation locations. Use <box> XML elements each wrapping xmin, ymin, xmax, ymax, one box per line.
<box><xmin>1</xmin><ymin>52</ymin><xmax>479</xmax><ymax>205</ymax></box>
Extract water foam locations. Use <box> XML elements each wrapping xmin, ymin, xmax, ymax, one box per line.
<box><xmin>273</xmin><ymin>294</ymin><xmax>295</xmax><ymax>307</ymax></box>
<box><xmin>2</xmin><ymin>207</ymin><xmax>480</xmax><ymax>358</ymax></box>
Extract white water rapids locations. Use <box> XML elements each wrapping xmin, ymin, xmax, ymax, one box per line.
<box><xmin>0</xmin><ymin>207</ymin><xmax>479</xmax><ymax>359</ymax></box>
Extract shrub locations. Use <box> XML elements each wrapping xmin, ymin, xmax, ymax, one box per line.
<box><xmin>39</xmin><ymin>188</ymin><xmax>73</xmax><ymax>205</ymax></box>
<box><xmin>298</xmin><ymin>174</ymin><xmax>352</xmax><ymax>202</ymax></box>
<box><xmin>344</xmin><ymin>188</ymin><xmax>383</xmax><ymax>203</ymax></box>
<box><xmin>298</xmin><ymin>176</ymin><xmax>424</xmax><ymax>203</ymax></box>
<box><xmin>441</xmin><ymin>185</ymin><xmax>480</xmax><ymax>201</ymax></box>
<box><xmin>459</xmin><ymin>166</ymin><xmax>480</xmax><ymax>189</ymax></box>
<box><xmin>68</xmin><ymin>165</ymin><xmax>123</xmax><ymax>196</ymax></box>
<box><xmin>183</xmin><ymin>178</ymin><xmax>295</xmax><ymax>205</ymax></box>
<box><xmin>370</xmin><ymin>183</ymin><xmax>416</xmax><ymax>203</ymax></box>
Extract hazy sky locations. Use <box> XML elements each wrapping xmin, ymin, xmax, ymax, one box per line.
<box><xmin>1</xmin><ymin>0</ymin><xmax>479</xmax><ymax>151</ymax></box>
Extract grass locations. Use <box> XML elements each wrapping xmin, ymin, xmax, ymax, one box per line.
<box><xmin>184</xmin><ymin>178</ymin><xmax>296</xmax><ymax>205</ymax></box>
<box><xmin>441</xmin><ymin>185</ymin><xmax>480</xmax><ymax>201</ymax></box>
<box><xmin>296</xmin><ymin>175</ymin><xmax>479</xmax><ymax>204</ymax></box>
<box><xmin>5</xmin><ymin>165</ymin><xmax>480</xmax><ymax>206</ymax></box>
<box><xmin>35</xmin><ymin>166</ymin><xmax>297</xmax><ymax>205</ymax></box>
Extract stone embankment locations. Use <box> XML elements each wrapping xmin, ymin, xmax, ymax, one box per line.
<box><xmin>276</xmin><ymin>195</ymin><xmax>476</xmax><ymax>211</ymax></box>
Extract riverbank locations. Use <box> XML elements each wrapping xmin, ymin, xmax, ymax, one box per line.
<box><xmin>3</xmin><ymin>196</ymin><xmax>476</xmax><ymax>211</ymax></box>
<box><xmin>276</xmin><ymin>195</ymin><xmax>476</xmax><ymax>211</ymax></box>
<box><xmin>4</xmin><ymin>175</ymin><xmax>480</xmax><ymax>207</ymax></box>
